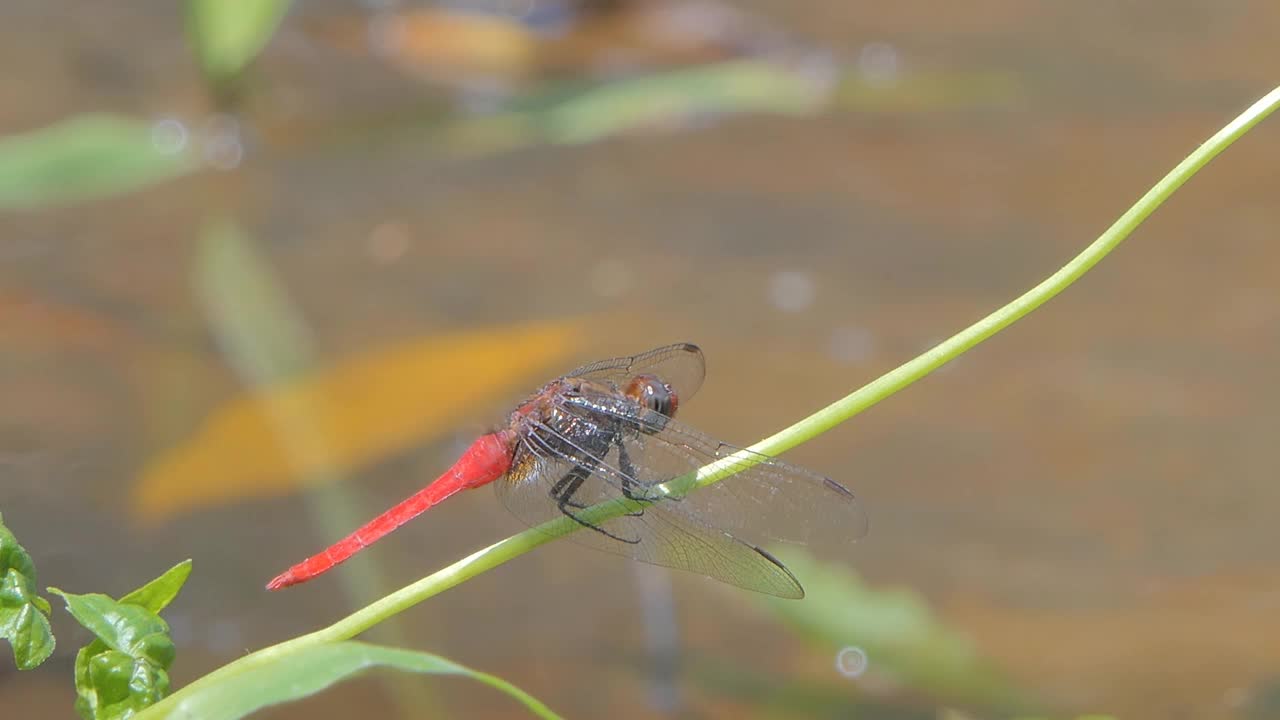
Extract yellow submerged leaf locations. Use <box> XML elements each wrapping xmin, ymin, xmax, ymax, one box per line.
<box><xmin>133</xmin><ymin>321</ymin><xmax>581</xmax><ymax>523</ymax></box>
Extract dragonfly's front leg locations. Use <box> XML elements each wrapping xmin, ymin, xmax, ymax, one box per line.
<box><xmin>615</xmin><ymin>435</ymin><xmax>658</xmax><ymax>505</ymax></box>
<box><xmin>548</xmin><ymin>464</ymin><xmax>610</xmax><ymax>511</ymax></box>
<box><xmin>549</xmin><ymin>463</ymin><xmax>641</xmax><ymax>545</ymax></box>
<box><xmin>549</xmin><ymin>466</ymin><xmax>587</xmax><ymax>508</ymax></box>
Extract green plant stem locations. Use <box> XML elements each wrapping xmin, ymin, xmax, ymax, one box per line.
<box><xmin>742</xmin><ymin>86</ymin><xmax>1280</xmax><ymax>462</ymax></box>
<box><xmin>140</xmin><ymin>85</ymin><xmax>1280</xmax><ymax>719</ymax></box>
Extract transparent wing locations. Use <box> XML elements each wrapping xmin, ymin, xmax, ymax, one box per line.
<box><xmin>569</xmin><ymin>393</ymin><xmax>869</xmax><ymax>547</ymax></box>
<box><xmin>493</xmin><ymin>392</ymin><xmax>866</xmax><ymax>598</ymax></box>
<box><xmin>496</xmin><ymin>423</ymin><xmax>805</xmax><ymax>598</ymax></box>
<box><xmin>565</xmin><ymin>343</ymin><xmax>706</xmax><ymax>405</ymax></box>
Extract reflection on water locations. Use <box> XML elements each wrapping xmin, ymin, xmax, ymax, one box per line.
<box><xmin>834</xmin><ymin>646</ymin><xmax>868</xmax><ymax>679</ymax></box>
<box><xmin>3</xmin><ymin>1</ymin><xmax>1280</xmax><ymax>718</ymax></box>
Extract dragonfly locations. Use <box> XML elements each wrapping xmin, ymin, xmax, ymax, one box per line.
<box><xmin>266</xmin><ymin>343</ymin><xmax>867</xmax><ymax>598</ymax></box>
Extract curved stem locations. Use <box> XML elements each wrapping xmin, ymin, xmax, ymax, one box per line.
<box><xmin>714</xmin><ymin>84</ymin><xmax>1280</xmax><ymax>480</ymax></box>
<box><xmin>141</xmin><ymin>85</ymin><xmax>1280</xmax><ymax>719</ymax></box>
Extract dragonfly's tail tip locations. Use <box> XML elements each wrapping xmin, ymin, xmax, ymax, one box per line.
<box><xmin>265</xmin><ymin>572</ymin><xmax>295</xmax><ymax>591</ymax></box>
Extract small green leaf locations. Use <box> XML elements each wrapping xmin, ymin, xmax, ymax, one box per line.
<box><xmin>53</xmin><ymin>588</ymin><xmax>175</xmax><ymax>719</ymax></box>
<box><xmin>49</xmin><ymin>590</ymin><xmax>176</xmax><ymax>671</ymax></box>
<box><xmin>119</xmin><ymin>561</ymin><xmax>192</xmax><ymax>614</ymax></box>
<box><xmin>57</xmin><ymin>562</ymin><xmax>192</xmax><ymax>718</ymax></box>
<box><xmin>0</xmin><ymin>512</ymin><xmax>56</xmax><ymax>670</ymax></box>
<box><xmin>186</xmin><ymin>0</ymin><xmax>292</xmax><ymax>83</ymax></box>
<box><xmin>0</xmin><ymin>513</ymin><xmax>38</xmax><ymax>579</ymax></box>
<box><xmin>0</xmin><ymin>114</ymin><xmax>197</xmax><ymax>210</ymax></box>
<box><xmin>0</xmin><ymin>597</ymin><xmax>57</xmax><ymax>671</ymax></box>
<box><xmin>153</xmin><ymin>641</ymin><xmax>562</xmax><ymax>720</ymax></box>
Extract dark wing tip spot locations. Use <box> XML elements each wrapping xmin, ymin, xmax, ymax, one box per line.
<box><xmin>820</xmin><ymin>477</ymin><xmax>869</xmax><ymax>540</ymax></box>
<box><xmin>823</xmin><ymin>476</ymin><xmax>856</xmax><ymax>499</ymax></box>
<box><xmin>677</xmin><ymin>342</ymin><xmax>702</xmax><ymax>355</ymax></box>
<box><xmin>751</xmin><ymin>544</ymin><xmax>805</xmax><ymax>599</ymax></box>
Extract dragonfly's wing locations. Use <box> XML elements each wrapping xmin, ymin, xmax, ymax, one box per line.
<box><xmin>493</xmin><ymin>387</ymin><xmax>864</xmax><ymax>598</ymax></box>
<box><xmin>495</xmin><ymin>433</ymin><xmax>805</xmax><ymax>598</ymax></box>
<box><xmin>565</xmin><ymin>343</ymin><xmax>706</xmax><ymax>405</ymax></box>
<box><xmin>572</xmin><ymin>394</ymin><xmax>869</xmax><ymax>547</ymax></box>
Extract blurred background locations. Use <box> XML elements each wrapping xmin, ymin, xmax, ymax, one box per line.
<box><xmin>2</xmin><ymin>1</ymin><xmax>1278</xmax><ymax>718</ymax></box>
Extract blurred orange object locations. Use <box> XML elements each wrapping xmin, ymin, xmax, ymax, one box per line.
<box><xmin>132</xmin><ymin>320</ymin><xmax>581</xmax><ymax>523</ymax></box>
<box><xmin>308</xmin><ymin>0</ymin><xmax>787</xmax><ymax>91</ymax></box>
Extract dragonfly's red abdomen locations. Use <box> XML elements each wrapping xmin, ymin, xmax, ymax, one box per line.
<box><xmin>265</xmin><ymin>431</ymin><xmax>516</xmax><ymax>590</ymax></box>
<box><xmin>456</xmin><ymin>430</ymin><xmax>517</xmax><ymax>487</ymax></box>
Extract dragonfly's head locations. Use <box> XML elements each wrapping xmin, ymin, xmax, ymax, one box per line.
<box><xmin>623</xmin><ymin>373</ymin><xmax>678</xmax><ymax>433</ymax></box>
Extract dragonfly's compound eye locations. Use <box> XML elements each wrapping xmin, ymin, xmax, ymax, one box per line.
<box><xmin>625</xmin><ymin>374</ymin><xmax>678</xmax><ymax>422</ymax></box>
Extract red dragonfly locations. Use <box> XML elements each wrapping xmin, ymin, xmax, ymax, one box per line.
<box><xmin>267</xmin><ymin>343</ymin><xmax>867</xmax><ymax>598</ymax></box>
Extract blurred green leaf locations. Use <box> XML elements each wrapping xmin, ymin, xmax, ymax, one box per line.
<box><xmin>0</xmin><ymin>511</ymin><xmax>56</xmax><ymax>670</ymax></box>
<box><xmin>186</xmin><ymin>0</ymin><xmax>292</xmax><ymax>83</ymax></box>
<box><xmin>438</xmin><ymin>58</ymin><xmax>832</xmax><ymax>155</ymax></box>
<box><xmin>762</xmin><ymin>547</ymin><xmax>1035</xmax><ymax>715</ymax></box>
<box><xmin>531</xmin><ymin>59</ymin><xmax>829</xmax><ymax>144</ymax></box>
<box><xmin>833</xmin><ymin>68</ymin><xmax>1022</xmax><ymax>113</ymax></box>
<box><xmin>195</xmin><ymin>218</ymin><xmax>316</xmax><ymax>381</ymax></box>
<box><xmin>147</xmin><ymin>640</ymin><xmax>562</xmax><ymax>720</ymax></box>
<box><xmin>1011</xmin><ymin>716</ymin><xmax>1118</xmax><ymax>720</ymax></box>
<box><xmin>0</xmin><ymin>114</ymin><xmax>197</xmax><ymax>210</ymax></box>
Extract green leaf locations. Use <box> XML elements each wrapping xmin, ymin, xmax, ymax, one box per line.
<box><xmin>119</xmin><ymin>561</ymin><xmax>193</xmax><ymax>614</ymax></box>
<box><xmin>52</xmin><ymin>587</ymin><xmax>179</xmax><ymax>719</ymax></box>
<box><xmin>0</xmin><ymin>513</ymin><xmax>37</xmax><ymax>580</ymax></box>
<box><xmin>49</xmin><ymin>590</ymin><xmax>176</xmax><ymax>671</ymax></box>
<box><xmin>0</xmin><ymin>113</ymin><xmax>197</xmax><ymax>210</ymax></box>
<box><xmin>0</xmin><ymin>512</ymin><xmax>56</xmax><ymax>670</ymax></box>
<box><xmin>149</xmin><ymin>641</ymin><xmax>562</xmax><ymax>720</ymax></box>
<box><xmin>186</xmin><ymin>0</ymin><xmax>292</xmax><ymax>83</ymax></box>
<box><xmin>761</xmin><ymin>547</ymin><xmax>1035</xmax><ymax>715</ymax></box>
<box><xmin>60</xmin><ymin>562</ymin><xmax>192</xmax><ymax>720</ymax></box>
<box><xmin>75</xmin><ymin>647</ymin><xmax>170</xmax><ymax>720</ymax></box>
<box><xmin>0</xmin><ymin>592</ymin><xmax>57</xmax><ymax>671</ymax></box>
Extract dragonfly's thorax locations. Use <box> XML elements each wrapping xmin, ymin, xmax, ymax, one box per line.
<box><xmin>507</xmin><ymin>375</ymin><xmax>678</xmax><ymax>463</ymax></box>
<box><xmin>566</xmin><ymin>377</ymin><xmax>678</xmax><ymax>437</ymax></box>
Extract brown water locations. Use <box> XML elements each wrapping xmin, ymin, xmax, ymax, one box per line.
<box><xmin>3</xmin><ymin>2</ymin><xmax>1279</xmax><ymax>719</ymax></box>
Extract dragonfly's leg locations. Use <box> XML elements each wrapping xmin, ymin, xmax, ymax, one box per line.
<box><xmin>550</xmin><ymin>465</ymin><xmax>641</xmax><ymax>545</ymax></box>
<box><xmin>616</xmin><ymin>437</ymin><xmax>659</xmax><ymax>505</ymax></box>
<box><xmin>549</xmin><ymin>468</ymin><xmax>589</xmax><ymax>510</ymax></box>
